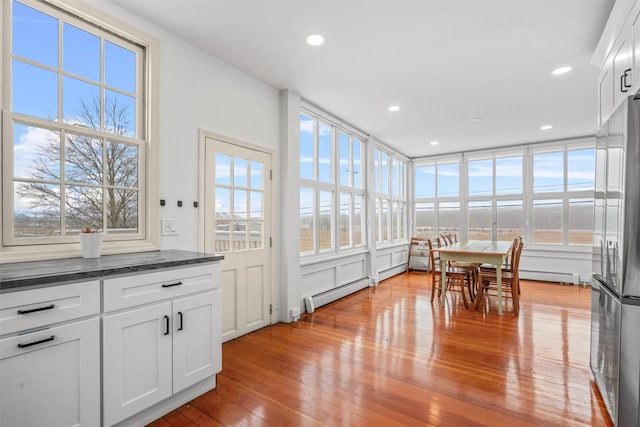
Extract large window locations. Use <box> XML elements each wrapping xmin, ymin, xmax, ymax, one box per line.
<box><xmin>532</xmin><ymin>147</ymin><xmax>595</xmax><ymax>245</ymax></box>
<box><xmin>466</xmin><ymin>154</ymin><xmax>524</xmax><ymax>241</ymax></box>
<box><xmin>3</xmin><ymin>0</ymin><xmax>149</xmax><ymax>254</ymax></box>
<box><xmin>413</xmin><ymin>159</ymin><xmax>460</xmax><ymax>238</ymax></box>
<box><xmin>299</xmin><ymin>109</ymin><xmax>365</xmax><ymax>255</ymax></box>
<box><xmin>413</xmin><ymin>141</ymin><xmax>594</xmax><ymax>248</ymax></box>
<box><xmin>374</xmin><ymin>147</ymin><xmax>407</xmax><ymax>244</ymax></box>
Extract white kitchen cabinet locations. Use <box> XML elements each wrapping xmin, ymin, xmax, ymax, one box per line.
<box><xmin>595</xmin><ymin>1</ymin><xmax>640</xmax><ymax>126</ymax></box>
<box><xmin>0</xmin><ymin>280</ymin><xmax>101</xmax><ymax>427</ymax></box>
<box><xmin>613</xmin><ymin>24</ymin><xmax>633</xmax><ymax>107</ymax></box>
<box><xmin>102</xmin><ymin>264</ymin><xmax>222</xmax><ymax>427</ymax></box>
<box><xmin>172</xmin><ymin>291</ymin><xmax>222</xmax><ymax>393</ymax></box>
<box><xmin>103</xmin><ymin>302</ymin><xmax>173</xmax><ymax>426</ymax></box>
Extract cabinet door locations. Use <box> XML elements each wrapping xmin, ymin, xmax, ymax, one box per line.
<box><xmin>599</xmin><ymin>57</ymin><xmax>615</xmax><ymax>127</ymax></box>
<box><xmin>0</xmin><ymin>317</ymin><xmax>100</xmax><ymax>427</ymax></box>
<box><xmin>103</xmin><ymin>302</ymin><xmax>172</xmax><ymax>427</ymax></box>
<box><xmin>613</xmin><ymin>25</ymin><xmax>633</xmax><ymax>108</ymax></box>
<box><xmin>172</xmin><ymin>289</ymin><xmax>222</xmax><ymax>393</ymax></box>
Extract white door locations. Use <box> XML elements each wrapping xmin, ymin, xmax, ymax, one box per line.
<box><xmin>204</xmin><ymin>136</ymin><xmax>272</xmax><ymax>342</ymax></box>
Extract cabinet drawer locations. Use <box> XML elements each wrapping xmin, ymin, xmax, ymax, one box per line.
<box><xmin>0</xmin><ymin>281</ymin><xmax>100</xmax><ymax>335</ymax></box>
<box><xmin>103</xmin><ymin>263</ymin><xmax>220</xmax><ymax>312</ymax></box>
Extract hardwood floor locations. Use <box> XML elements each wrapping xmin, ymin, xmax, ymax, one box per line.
<box><xmin>149</xmin><ymin>272</ymin><xmax>613</xmax><ymax>426</ymax></box>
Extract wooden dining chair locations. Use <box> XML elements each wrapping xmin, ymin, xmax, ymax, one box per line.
<box><xmin>478</xmin><ymin>236</ymin><xmax>523</xmax><ymax>294</ymax></box>
<box><xmin>475</xmin><ymin>237</ymin><xmax>524</xmax><ymax>315</ymax></box>
<box><xmin>428</xmin><ymin>238</ymin><xmax>473</xmax><ymax>308</ymax></box>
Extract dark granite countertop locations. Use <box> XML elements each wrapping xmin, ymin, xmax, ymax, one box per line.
<box><xmin>0</xmin><ymin>250</ymin><xmax>224</xmax><ymax>292</ymax></box>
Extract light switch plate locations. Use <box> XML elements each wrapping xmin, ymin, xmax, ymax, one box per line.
<box><xmin>161</xmin><ymin>219</ymin><xmax>178</xmax><ymax>236</ymax></box>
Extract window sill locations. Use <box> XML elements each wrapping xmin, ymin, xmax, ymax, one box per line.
<box><xmin>0</xmin><ymin>240</ymin><xmax>160</xmax><ymax>264</ymax></box>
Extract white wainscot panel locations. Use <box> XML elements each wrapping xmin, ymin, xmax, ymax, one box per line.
<box><xmin>519</xmin><ymin>248</ymin><xmax>591</xmax><ymax>284</ymax></box>
<box><xmin>301</xmin><ymin>267</ymin><xmax>337</xmax><ymax>296</ymax></box>
<box><xmin>339</xmin><ymin>259</ymin><xmax>366</xmax><ymax>286</ymax></box>
<box><xmin>376</xmin><ymin>253</ymin><xmax>393</xmax><ymax>272</ymax></box>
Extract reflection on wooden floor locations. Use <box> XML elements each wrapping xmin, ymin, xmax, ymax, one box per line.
<box><xmin>149</xmin><ymin>272</ymin><xmax>613</xmax><ymax>426</ymax></box>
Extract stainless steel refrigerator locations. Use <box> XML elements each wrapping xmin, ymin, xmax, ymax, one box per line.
<box><xmin>591</xmin><ymin>93</ymin><xmax>640</xmax><ymax>427</ymax></box>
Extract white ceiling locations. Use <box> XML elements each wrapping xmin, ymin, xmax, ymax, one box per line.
<box><xmin>111</xmin><ymin>0</ymin><xmax>614</xmax><ymax>158</ymax></box>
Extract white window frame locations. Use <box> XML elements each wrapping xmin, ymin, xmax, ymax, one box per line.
<box><xmin>299</xmin><ymin>105</ymin><xmax>367</xmax><ymax>258</ymax></box>
<box><xmin>374</xmin><ymin>145</ymin><xmax>407</xmax><ymax>246</ymax></box>
<box><xmin>1</xmin><ymin>0</ymin><xmax>159</xmax><ymax>262</ymax></box>
<box><xmin>412</xmin><ymin>138</ymin><xmax>595</xmax><ymax>249</ymax></box>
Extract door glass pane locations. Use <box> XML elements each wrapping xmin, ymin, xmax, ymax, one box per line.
<box><xmin>216</xmin><ymin>154</ymin><xmax>231</xmax><ymax>185</ymax></box>
<box><xmin>249</xmin><ymin>220</ymin><xmax>263</xmax><ymax>249</ymax></box>
<box><xmin>534</xmin><ymin>151</ymin><xmax>563</xmax><ymax>193</ymax></box>
<box><xmin>319</xmin><ymin>190</ymin><xmax>333</xmax><ymax>250</ymax></box>
<box><xmin>468</xmin><ymin>200</ymin><xmax>492</xmax><ymax>240</ymax></box>
<box><xmin>339</xmin><ymin>193</ymin><xmax>351</xmax><ymax>248</ymax></box>
<box><xmin>496</xmin><ymin>156</ymin><xmax>522</xmax><ymax>195</ymax></box>
<box><xmin>318</xmin><ymin>122</ymin><xmax>332</xmax><ymax>183</ymax></box>
<box><xmin>234</xmin><ymin>190</ymin><xmax>247</xmax><ymax>218</ymax></box>
<box><xmin>300</xmin><ymin>187</ymin><xmax>314</xmax><ymax>253</ymax></box>
<box><xmin>215</xmin><ymin>188</ymin><xmax>230</xmax><ymax>218</ymax></box>
<box><xmin>299</xmin><ymin>114</ymin><xmax>314</xmax><ymax>180</ymax></box>
<box><xmin>234</xmin><ymin>158</ymin><xmax>248</xmax><ymax>188</ymax></box>
<box><xmin>233</xmin><ymin>221</ymin><xmax>247</xmax><ymax>250</ymax></box>
<box><xmin>468</xmin><ymin>159</ymin><xmax>492</xmax><ymax>196</ymax></box>
<box><xmin>215</xmin><ymin>221</ymin><xmax>231</xmax><ymax>252</ymax></box>
<box><xmin>14</xmin><ymin>183</ymin><xmax>60</xmax><ymax>238</ymax></box>
<box><xmin>533</xmin><ymin>199</ymin><xmax>562</xmax><ymax>243</ymax></box>
<box><xmin>249</xmin><ymin>161</ymin><xmax>263</xmax><ymax>189</ymax></box>
<box><xmin>569</xmin><ymin>198</ymin><xmax>594</xmax><ymax>245</ymax></box>
<box><xmin>438</xmin><ymin>163</ymin><xmax>459</xmax><ymax>197</ymax></box>
<box><xmin>497</xmin><ymin>200</ymin><xmax>523</xmax><ymax>241</ymax></box>
<box><xmin>250</xmin><ymin>191</ymin><xmax>262</xmax><ymax>219</ymax></box>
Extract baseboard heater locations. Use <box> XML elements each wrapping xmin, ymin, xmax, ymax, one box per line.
<box><xmin>304</xmin><ymin>276</ymin><xmax>371</xmax><ymax>313</ymax></box>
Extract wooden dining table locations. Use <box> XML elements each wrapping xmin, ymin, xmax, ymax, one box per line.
<box><xmin>438</xmin><ymin>240</ymin><xmax>513</xmax><ymax>315</ymax></box>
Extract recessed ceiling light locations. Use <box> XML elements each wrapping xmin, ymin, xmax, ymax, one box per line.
<box><xmin>430</xmin><ymin>141</ymin><xmax>439</xmax><ymax>146</ymax></box>
<box><xmin>540</xmin><ymin>124</ymin><xmax>553</xmax><ymax>130</ymax></box>
<box><xmin>388</xmin><ymin>105</ymin><xmax>400</xmax><ymax>112</ymax></box>
<box><xmin>471</xmin><ymin>117</ymin><xmax>483</xmax><ymax>122</ymax></box>
<box><xmin>552</xmin><ymin>66</ymin><xmax>572</xmax><ymax>75</ymax></box>
<box><xmin>306</xmin><ymin>34</ymin><xmax>324</xmax><ymax>46</ymax></box>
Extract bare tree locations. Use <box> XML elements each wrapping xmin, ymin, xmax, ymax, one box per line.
<box><xmin>16</xmin><ymin>95</ymin><xmax>138</xmax><ymax>233</ymax></box>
